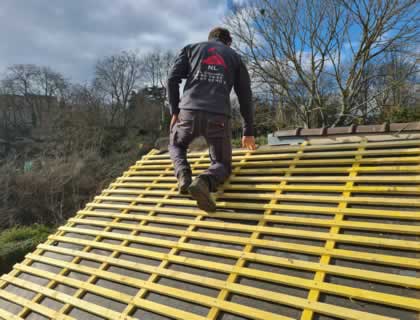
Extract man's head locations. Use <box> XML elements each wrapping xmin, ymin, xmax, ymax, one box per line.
<box><xmin>208</xmin><ymin>27</ymin><xmax>232</xmax><ymax>46</ymax></box>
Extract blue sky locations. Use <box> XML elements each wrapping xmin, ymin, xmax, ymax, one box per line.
<box><xmin>0</xmin><ymin>0</ymin><xmax>233</xmax><ymax>83</ymax></box>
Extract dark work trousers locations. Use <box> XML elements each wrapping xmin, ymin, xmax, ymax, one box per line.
<box><xmin>169</xmin><ymin>109</ymin><xmax>232</xmax><ymax>192</ymax></box>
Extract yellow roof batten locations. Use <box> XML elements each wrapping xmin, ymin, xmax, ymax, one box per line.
<box><xmin>0</xmin><ymin>139</ymin><xmax>418</xmax><ymax>320</ymax></box>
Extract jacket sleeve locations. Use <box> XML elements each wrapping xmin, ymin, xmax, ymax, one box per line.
<box><xmin>233</xmin><ymin>57</ymin><xmax>255</xmax><ymax>136</ymax></box>
<box><xmin>167</xmin><ymin>46</ymin><xmax>189</xmax><ymax>115</ymax></box>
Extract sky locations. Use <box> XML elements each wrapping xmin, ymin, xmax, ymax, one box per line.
<box><xmin>0</xmin><ymin>0</ymin><xmax>238</xmax><ymax>83</ymax></box>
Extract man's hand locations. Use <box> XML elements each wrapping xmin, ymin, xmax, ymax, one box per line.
<box><xmin>242</xmin><ymin>136</ymin><xmax>256</xmax><ymax>150</ymax></box>
<box><xmin>170</xmin><ymin>114</ymin><xmax>178</xmax><ymax>131</ymax></box>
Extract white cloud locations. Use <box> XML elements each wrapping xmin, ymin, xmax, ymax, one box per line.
<box><xmin>0</xmin><ymin>0</ymin><xmax>227</xmax><ymax>83</ymax></box>
<box><xmin>232</xmin><ymin>0</ymin><xmax>247</xmax><ymax>5</ymax></box>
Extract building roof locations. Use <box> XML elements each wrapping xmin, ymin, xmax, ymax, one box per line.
<box><xmin>271</xmin><ymin>121</ymin><xmax>420</xmax><ymax>138</ymax></box>
<box><xmin>0</xmin><ymin>132</ymin><xmax>419</xmax><ymax>320</ymax></box>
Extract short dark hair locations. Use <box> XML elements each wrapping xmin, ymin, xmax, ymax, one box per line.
<box><xmin>208</xmin><ymin>27</ymin><xmax>232</xmax><ymax>45</ymax></box>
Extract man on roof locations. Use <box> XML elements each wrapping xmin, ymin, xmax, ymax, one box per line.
<box><xmin>167</xmin><ymin>27</ymin><xmax>256</xmax><ymax>212</ymax></box>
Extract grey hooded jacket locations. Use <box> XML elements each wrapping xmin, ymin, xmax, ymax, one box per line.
<box><xmin>167</xmin><ymin>39</ymin><xmax>254</xmax><ymax>136</ymax></box>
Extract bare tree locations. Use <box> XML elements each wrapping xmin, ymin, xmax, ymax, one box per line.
<box><xmin>1</xmin><ymin>64</ymin><xmax>66</xmax><ymax>128</ymax></box>
<box><xmin>226</xmin><ymin>0</ymin><xmax>343</xmax><ymax>127</ymax></box>
<box><xmin>64</xmin><ymin>84</ymin><xmax>101</xmax><ymax>111</ymax></box>
<box><xmin>226</xmin><ymin>0</ymin><xmax>418</xmax><ymax>127</ymax></box>
<box><xmin>142</xmin><ymin>50</ymin><xmax>175</xmax><ymax>88</ymax></box>
<box><xmin>94</xmin><ymin>51</ymin><xmax>143</xmax><ymax>126</ymax></box>
<box><xmin>329</xmin><ymin>0</ymin><xmax>418</xmax><ymax>125</ymax></box>
<box><xmin>142</xmin><ymin>49</ymin><xmax>175</xmax><ymax>130</ymax></box>
<box><xmin>143</xmin><ymin>51</ymin><xmax>161</xmax><ymax>88</ymax></box>
<box><xmin>366</xmin><ymin>48</ymin><xmax>419</xmax><ymax>121</ymax></box>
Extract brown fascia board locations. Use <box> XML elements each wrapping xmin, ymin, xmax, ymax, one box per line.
<box><xmin>274</xmin><ymin>128</ymin><xmax>302</xmax><ymax>137</ymax></box>
<box><xmin>299</xmin><ymin>127</ymin><xmax>327</xmax><ymax>136</ymax></box>
<box><xmin>327</xmin><ymin>125</ymin><xmax>355</xmax><ymax>134</ymax></box>
<box><xmin>355</xmin><ymin>123</ymin><xmax>388</xmax><ymax>133</ymax></box>
<box><xmin>390</xmin><ymin>122</ymin><xmax>420</xmax><ymax>132</ymax></box>
<box><xmin>273</xmin><ymin>121</ymin><xmax>420</xmax><ymax>138</ymax></box>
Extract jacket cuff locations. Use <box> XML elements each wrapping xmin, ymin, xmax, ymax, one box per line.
<box><xmin>170</xmin><ymin>106</ymin><xmax>180</xmax><ymax>116</ymax></box>
<box><xmin>243</xmin><ymin>125</ymin><xmax>254</xmax><ymax>137</ymax></box>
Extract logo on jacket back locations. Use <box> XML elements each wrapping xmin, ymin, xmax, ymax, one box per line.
<box><xmin>202</xmin><ymin>48</ymin><xmax>227</xmax><ymax>70</ymax></box>
<box><xmin>195</xmin><ymin>47</ymin><xmax>226</xmax><ymax>84</ymax></box>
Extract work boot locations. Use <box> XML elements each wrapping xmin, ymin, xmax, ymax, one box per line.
<box><xmin>177</xmin><ymin>170</ymin><xmax>192</xmax><ymax>194</ymax></box>
<box><xmin>188</xmin><ymin>175</ymin><xmax>216</xmax><ymax>212</ymax></box>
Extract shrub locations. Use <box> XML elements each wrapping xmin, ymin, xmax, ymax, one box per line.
<box><xmin>0</xmin><ymin>224</ymin><xmax>54</xmax><ymax>274</ymax></box>
<box><xmin>0</xmin><ymin>148</ymin><xmax>143</xmax><ymax>230</ymax></box>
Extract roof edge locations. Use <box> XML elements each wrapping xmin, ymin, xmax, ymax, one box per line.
<box><xmin>272</xmin><ymin>122</ymin><xmax>420</xmax><ymax>138</ymax></box>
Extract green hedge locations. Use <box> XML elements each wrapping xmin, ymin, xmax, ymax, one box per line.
<box><xmin>0</xmin><ymin>224</ymin><xmax>54</xmax><ymax>275</ymax></box>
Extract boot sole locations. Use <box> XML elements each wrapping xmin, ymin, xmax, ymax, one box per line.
<box><xmin>178</xmin><ymin>179</ymin><xmax>192</xmax><ymax>195</ymax></box>
<box><xmin>188</xmin><ymin>184</ymin><xmax>216</xmax><ymax>212</ymax></box>
<box><xmin>179</xmin><ymin>185</ymin><xmax>190</xmax><ymax>195</ymax></box>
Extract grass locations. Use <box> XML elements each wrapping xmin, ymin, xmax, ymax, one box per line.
<box><xmin>0</xmin><ymin>224</ymin><xmax>55</xmax><ymax>275</ymax></box>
